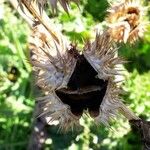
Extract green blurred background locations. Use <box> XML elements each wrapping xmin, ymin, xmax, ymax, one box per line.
<box><xmin>0</xmin><ymin>0</ymin><xmax>150</xmax><ymax>150</ymax></box>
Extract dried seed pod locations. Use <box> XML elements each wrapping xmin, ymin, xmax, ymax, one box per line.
<box><xmin>106</xmin><ymin>0</ymin><xmax>147</xmax><ymax>43</ymax></box>
<box><xmin>29</xmin><ymin>23</ymin><xmax>138</xmax><ymax>130</ymax></box>
<box><xmin>12</xmin><ymin>0</ymin><xmax>139</xmax><ymax>130</ymax></box>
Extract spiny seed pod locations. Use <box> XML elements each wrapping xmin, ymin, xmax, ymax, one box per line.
<box><xmin>29</xmin><ymin>22</ymin><xmax>137</xmax><ymax>130</ymax></box>
<box><xmin>106</xmin><ymin>0</ymin><xmax>147</xmax><ymax>43</ymax></box>
<box><xmin>12</xmin><ymin>0</ymin><xmax>139</xmax><ymax>131</ymax></box>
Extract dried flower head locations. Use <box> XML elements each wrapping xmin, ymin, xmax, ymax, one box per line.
<box><xmin>106</xmin><ymin>0</ymin><xmax>147</xmax><ymax>43</ymax></box>
<box><xmin>29</xmin><ymin>23</ymin><xmax>138</xmax><ymax>130</ymax></box>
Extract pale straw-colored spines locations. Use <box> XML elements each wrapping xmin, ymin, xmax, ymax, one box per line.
<box><xmin>29</xmin><ymin>24</ymin><xmax>77</xmax><ymax>91</ymax></box>
<box><xmin>84</xmin><ymin>32</ymin><xmax>125</xmax><ymax>80</ymax></box>
<box><xmin>94</xmin><ymin>80</ymin><xmax>123</xmax><ymax>126</ymax></box>
<box><xmin>36</xmin><ymin>92</ymin><xmax>80</xmax><ymax>131</ymax></box>
<box><xmin>107</xmin><ymin>0</ymin><xmax>147</xmax><ymax>43</ymax></box>
<box><xmin>95</xmin><ymin>79</ymin><xmax>139</xmax><ymax>126</ymax></box>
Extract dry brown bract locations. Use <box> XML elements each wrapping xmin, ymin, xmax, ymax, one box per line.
<box><xmin>107</xmin><ymin>0</ymin><xmax>147</xmax><ymax>43</ymax></box>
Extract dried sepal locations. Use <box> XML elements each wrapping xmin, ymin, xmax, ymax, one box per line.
<box><xmin>29</xmin><ymin>23</ymin><xmax>77</xmax><ymax>91</ymax></box>
<box><xmin>83</xmin><ymin>32</ymin><xmax>138</xmax><ymax>126</ymax></box>
<box><xmin>36</xmin><ymin>92</ymin><xmax>79</xmax><ymax>131</ymax></box>
<box><xmin>84</xmin><ymin>33</ymin><xmax>121</xmax><ymax>124</ymax></box>
<box><xmin>95</xmin><ymin>79</ymin><xmax>139</xmax><ymax>126</ymax></box>
<box><xmin>106</xmin><ymin>0</ymin><xmax>148</xmax><ymax>43</ymax></box>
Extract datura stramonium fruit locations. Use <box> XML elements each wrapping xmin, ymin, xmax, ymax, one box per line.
<box><xmin>11</xmin><ymin>0</ymin><xmax>139</xmax><ymax>131</ymax></box>
<box><xmin>106</xmin><ymin>0</ymin><xmax>147</xmax><ymax>43</ymax></box>
<box><xmin>29</xmin><ymin>23</ymin><xmax>138</xmax><ymax>130</ymax></box>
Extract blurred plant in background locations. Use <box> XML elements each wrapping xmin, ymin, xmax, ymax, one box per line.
<box><xmin>0</xmin><ymin>2</ymin><xmax>33</xmax><ymax>149</ymax></box>
<box><xmin>0</xmin><ymin>0</ymin><xmax>150</xmax><ymax>150</ymax></box>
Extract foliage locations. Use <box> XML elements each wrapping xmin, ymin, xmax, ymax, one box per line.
<box><xmin>0</xmin><ymin>1</ymin><xmax>150</xmax><ymax>150</ymax></box>
<box><xmin>0</xmin><ymin>3</ymin><xmax>33</xmax><ymax>150</ymax></box>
